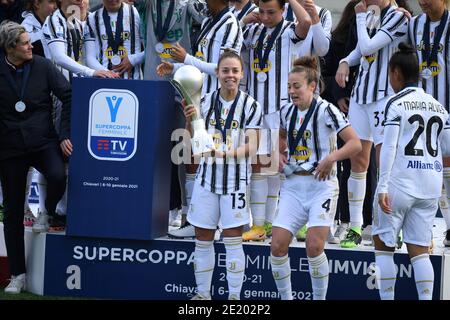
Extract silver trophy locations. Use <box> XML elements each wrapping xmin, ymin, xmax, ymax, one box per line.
<box><xmin>171</xmin><ymin>65</ymin><xmax>214</xmax><ymax>155</ymax></box>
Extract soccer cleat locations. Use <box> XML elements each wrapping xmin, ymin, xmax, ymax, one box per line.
<box><xmin>191</xmin><ymin>292</ymin><xmax>211</xmax><ymax>300</ymax></box>
<box><xmin>32</xmin><ymin>213</ymin><xmax>49</xmax><ymax>233</ymax></box>
<box><xmin>296</xmin><ymin>225</ymin><xmax>307</xmax><ymax>242</ymax></box>
<box><xmin>4</xmin><ymin>273</ymin><xmax>26</xmax><ymax>294</ymax></box>
<box><xmin>328</xmin><ymin>222</ymin><xmax>349</xmax><ymax>244</ymax></box>
<box><xmin>167</xmin><ymin>223</ymin><xmax>195</xmax><ymax>239</ymax></box>
<box><xmin>397</xmin><ymin>231</ymin><xmax>404</xmax><ymax>249</ymax></box>
<box><xmin>242</xmin><ymin>225</ymin><xmax>266</xmax><ymax>241</ymax></box>
<box><xmin>23</xmin><ymin>209</ymin><xmax>36</xmax><ymax>227</ymax></box>
<box><xmin>340</xmin><ymin>228</ymin><xmax>362</xmax><ymax>248</ymax></box>
<box><xmin>264</xmin><ymin>222</ymin><xmax>273</xmax><ymax>237</ymax></box>
<box><xmin>443</xmin><ymin>229</ymin><xmax>450</xmax><ymax>247</ymax></box>
<box><xmin>48</xmin><ymin>215</ymin><xmax>66</xmax><ymax>232</ymax></box>
<box><xmin>168</xmin><ymin>209</ymin><xmax>182</xmax><ymax>228</ymax></box>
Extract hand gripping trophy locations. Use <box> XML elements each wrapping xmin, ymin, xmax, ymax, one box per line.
<box><xmin>170</xmin><ymin>65</ymin><xmax>214</xmax><ymax>155</ymax></box>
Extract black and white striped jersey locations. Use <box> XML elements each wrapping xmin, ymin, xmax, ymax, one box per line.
<box><xmin>197</xmin><ymin>90</ymin><xmax>262</xmax><ymax>195</ymax></box>
<box><xmin>193</xmin><ymin>9</ymin><xmax>243</xmax><ymax>96</ymax></box>
<box><xmin>231</xmin><ymin>1</ymin><xmax>257</xmax><ymax>91</ymax></box>
<box><xmin>409</xmin><ymin>11</ymin><xmax>450</xmax><ymax>111</ymax></box>
<box><xmin>380</xmin><ymin>86</ymin><xmax>450</xmax><ymax>198</ymax></box>
<box><xmin>21</xmin><ymin>11</ymin><xmax>51</xmax><ymax>58</ymax></box>
<box><xmin>42</xmin><ymin>8</ymin><xmax>92</xmax><ymax>81</ymax></box>
<box><xmin>243</xmin><ymin>20</ymin><xmax>303</xmax><ymax>115</ymax></box>
<box><xmin>85</xmin><ymin>2</ymin><xmax>143</xmax><ymax>79</ymax></box>
<box><xmin>231</xmin><ymin>1</ymin><xmax>257</xmax><ymax>21</ymax></box>
<box><xmin>347</xmin><ymin>6</ymin><xmax>408</xmax><ymax>105</ymax></box>
<box><xmin>280</xmin><ymin>97</ymin><xmax>349</xmax><ymax>170</ymax></box>
<box><xmin>289</xmin><ymin>4</ymin><xmax>332</xmax><ymax>58</ymax></box>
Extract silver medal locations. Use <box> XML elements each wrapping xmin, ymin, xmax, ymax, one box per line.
<box><xmin>15</xmin><ymin>101</ymin><xmax>26</xmax><ymax>112</ymax></box>
<box><xmin>155</xmin><ymin>42</ymin><xmax>165</xmax><ymax>53</ymax></box>
<box><xmin>421</xmin><ymin>68</ymin><xmax>432</xmax><ymax>80</ymax></box>
<box><xmin>111</xmin><ymin>55</ymin><xmax>121</xmax><ymax>66</ymax></box>
<box><xmin>257</xmin><ymin>72</ymin><xmax>267</xmax><ymax>83</ymax></box>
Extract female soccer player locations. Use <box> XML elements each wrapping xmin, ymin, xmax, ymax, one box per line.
<box><xmin>271</xmin><ymin>57</ymin><xmax>361</xmax><ymax>300</ymax></box>
<box><xmin>374</xmin><ymin>43</ymin><xmax>450</xmax><ymax>300</ymax></box>
<box><xmin>335</xmin><ymin>0</ymin><xmax>408</xmax><ymax>248</ymax></box>
<box><xmin>183</xmin><ymin>51</ymin><xmax>262</xmax><ymax>300</ymax></box>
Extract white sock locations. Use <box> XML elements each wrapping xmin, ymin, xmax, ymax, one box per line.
<box><xmin>348</xmin><ymin>171</ymin><xmax>366</xmax><ymax>229</ymax></box>
<box><xmin>194</xmin><ymin>239</ymin><xmax>215</xmax><ymax>298</ymax></box>
<box><xmin>270</xmin><ymin>254</ymin><xmax>292</xmax><ymax>300</ymax></box>
<box><xmin>265</xmin><ymin>174</ymin><xmax>280</xmax><ymax>223</ymax></box>
<box><xmin>250</xmin><ymin>174</ymin><xmax>268</xmax><ymax>226</ymax></box>
<box><xmin>185</xmin><ymin>174</ymin><xmax>196</xmax><ymax>208</ymax></box>
<box><xmin>308</xmin><ymin>252</ymin><xmax>329</xmax><ymax>300</ymax></box>
<box><xmin>375</xmin><ymin>251</ymin><xmax>396</xmax><ymax>300</ymax></box>
<box><xmin>37</xmin><ymin>173</ymin><xmax>47</xmax><ymax>214</ymax></box>
<box><xmin>443</xmin><ymin>168</ymin><xmax>450</xmax><ymax>230</ymax></box>
<box><xmin>439</xmin><ymin>186</ymin><xmax>450</xmax><ymax>230</ymax></box>
<box><xmin>411</xmin><ymin>253</ymin><xmax>434</xmax><ymax>300</ymax></box>
<box><xmin>223</xmin><ymin>237</ymin><xmax>245</xmax><ymax>299</ymax></box>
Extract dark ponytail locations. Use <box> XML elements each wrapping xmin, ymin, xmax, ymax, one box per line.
<box><xmin>389</xmin><ymin>42</ymin><xmax>419</xmax><ymax>83</ymax></box>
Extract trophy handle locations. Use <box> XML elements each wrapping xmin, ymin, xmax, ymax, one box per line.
<box><xmin>170</xmin><ymin>79</ymin><xmax>199</xmax><ymax>121</ymax></box>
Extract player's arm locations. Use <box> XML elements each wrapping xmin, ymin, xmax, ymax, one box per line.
<box><xmin>315</xmin><ymin>125</ymin><xmax>361</xmax><ymax>181</ymax></box>
<box><xmin>356</xmin><ymin>5</ymin><xmax>408</xmax><ymax>56</ymax></box>
<box><xmin>226</xmin><ymin>100</ymin><xmax>262</xmax><ymax>159</ymax></box>
<box><xmin>377</xmin><ymin>107</ymin><xmax>402</xmax><ymax>213</ymax></box>
<box><xmin>315</xmin><ymin>105</ymin><xmax>361</xmax><ymax>181</ymax></box>
<box><xmin>304</xmin><ymin>1</ymin><xmax>331</xmax><ymax>57</ymax></box>
<box><xmin>289</xmin><ymin>0</ymin><xmax>311</xmax><ymax>39</ymax></box>
<box><xmin>225</xmin><ymin>128</ymin><xmax>260</xmax><ymax>159</ymax></box>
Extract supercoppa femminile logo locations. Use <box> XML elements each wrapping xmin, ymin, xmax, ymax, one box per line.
<box><xmin>88</xmin><ymin>89</ymin><xmax>139</xmax><ymax>161</ymax></box>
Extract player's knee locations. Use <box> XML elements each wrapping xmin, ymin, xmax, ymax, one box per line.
<box><xmin>306</xmin><ymin>238</ymin><xmax>325</xmax><ymax>257</ymax></box>
<box><xmin>270</xmin><ymin>239</ymin><xmax>289</xmax><ymax>257</ymax></box>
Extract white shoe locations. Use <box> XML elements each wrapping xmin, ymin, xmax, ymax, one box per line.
<box><xmin>167</xmin><ymin>224</ymin><xmax>195</xmax><ymax>239</ymax></box>
<box><xmin>4</xmin><ymin>273</ymin><xmax>26</xmax><ymax>294</ymax></box>
<box><xmin>362</xmin><ymin>225</ymin><xmax>373</xmax><ymax>242</ymax></box>
<box><xmin>32</xmin><ymin>213</ymin><xmax>49</xmax><ymax>233</ymax></box>
<box><xmin>328</xmin><ymin>222</ymin><xmax>348</xmax><ymax>244</ymax></box>
<box><xmin>169</xmin><ymin>209</ymin><xmax>181</xmax><ymax>228</ymax></box>
<box><xmin>191</xmin><ymin>292</ymin><xmax>211</xmax><ymax>300</ymax></box>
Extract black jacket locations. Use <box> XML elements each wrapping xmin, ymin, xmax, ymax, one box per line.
<box><xmin>0</xmin><ymin>54</ymin><xmax>71</xmax><ymax>160</ymax></box>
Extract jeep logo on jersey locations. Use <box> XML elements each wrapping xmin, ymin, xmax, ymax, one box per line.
<box><xmin>88</xmin><ymin>89</ymin><xmax>139</xmax><ymax>161</ymax></box>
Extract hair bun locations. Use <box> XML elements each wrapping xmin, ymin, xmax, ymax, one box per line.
<box><xmin>293</xmin><ymin>56</ymin><xmax>318</xmax><ymax>70</ymax></box>
<box><xmin>397</xmin><ymin>42</ymin><xmax>415</xmax><ymax>55</ymax></box>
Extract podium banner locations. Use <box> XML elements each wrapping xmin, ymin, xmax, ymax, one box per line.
<box><xmin>67</xmin><ymin>78</ymin><xmax>174</xmax><ymax>240</ymax></box>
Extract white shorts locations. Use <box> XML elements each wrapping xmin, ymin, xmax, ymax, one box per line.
<box><xmin>348</xmin><ymin>95</ymin><xmax>391</xmax><ymax>146</ymax></box>
<box><xmin>187</xmin><ymin>180</ymin><xmax>250</xmax><ymax>230</ymax></box>
<box><xmin>273</xmin><ymin>175</ymin><xmax>339</xmax><ymax>236</ymax></box>
<box><xmin>372</xmin><ymin>185</ymin><xmax>438</xmax><ymax>247</ymax></box>
<box><xmin>257</xmin><ymin>111</ymin><xmax>280</xmax><ymax>155</ymax></box>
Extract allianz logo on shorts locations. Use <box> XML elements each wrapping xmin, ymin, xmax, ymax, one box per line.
<box><xmin>88</xmin><ymin>89</ymin><xmax>139</xmax><ymax>161</ymax></box>
<box><xmin>407</xmin><ymin>160</ymin><xmax>442</xmax><ymax>172</ymax></box>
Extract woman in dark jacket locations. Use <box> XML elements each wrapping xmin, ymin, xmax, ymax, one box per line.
<box><xmin>0</xmin><ymin>21</ymin><xmax>71</xmax><ymax>294</ymax></box>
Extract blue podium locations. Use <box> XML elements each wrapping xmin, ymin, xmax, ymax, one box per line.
<box><xmin>66</xmin><ymin>78</ymin><xmax>174</xmax><ymax>240</ymax></box>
